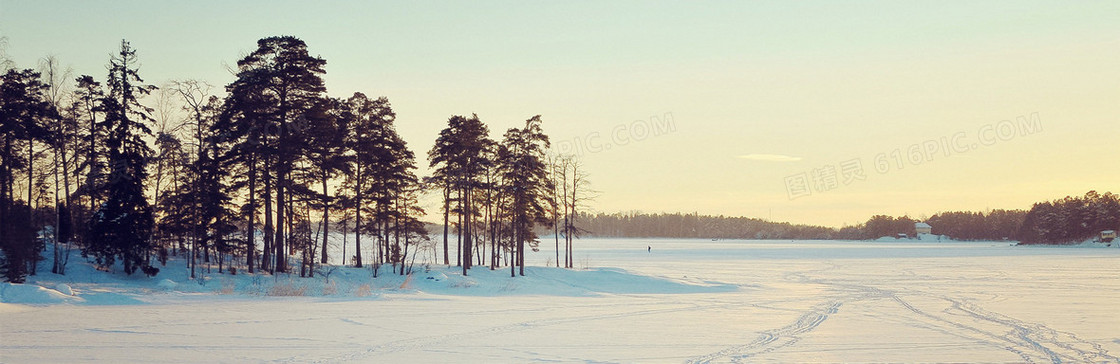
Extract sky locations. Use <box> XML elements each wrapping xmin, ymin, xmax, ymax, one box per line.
<box><xmin>2</xmin><ymin>1</ymin><xmax>1118</xmax><ymax>227</ymax></box>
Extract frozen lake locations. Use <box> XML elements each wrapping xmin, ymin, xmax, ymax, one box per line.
<box><xmin>3</xmin><ymin>239</ymin><xmax>1120</xmax><ymax>363</ymax></box>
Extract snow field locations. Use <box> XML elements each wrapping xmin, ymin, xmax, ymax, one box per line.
<box><xmin>2</xmin><ymin>239</ymin><xmax>1119</xmax><ymax>363</ymax></box>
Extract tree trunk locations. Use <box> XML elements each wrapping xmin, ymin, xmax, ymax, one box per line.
<box><xmin>462</xmin><ymin>185</ymin><xmax>471</xmax><ymax>276</ymax></box>
<box><xmin>383</xmin><ymin>212</ymin><xmax>390</xmax><ymax>267</ymax></box>
<box><xmin>456</xmin><ymin>188</ymin><xmax>462</xmax><ymax>267</ymax></box>
<box><xmin>263</xmin><ymin>168</ymin><xmax>273</xmax><ymax>273</ymax></box>
<box><xmin>320</xmin><ymin>177</ymin><xmax>329</xmax><ymax>264</ymax></box>
<box><xmin>274</xmin><ymin>171</ymin><xmax>286</xmax><ymax>273</ymax></box>
<box><xmin>569</xmin><ymin>189</ymin><xmax>576</xmax><ymax>268</ymax></box>
<box><xmin>519</xmin><ymin>228</ymin><xmax>526</xmax><ymax>276</ymax></box>
<box><xmin>442</xmin><ymin>183</ymin><xmax>449</xmax><ymax>265</ymax></box>
<box><xmin>394</xmin><ymin>201</ymin><xmax>401</xmax><ymax>273</ymax></box>
<box><xmin>1</xmin><ymin>140</ymin><xmax>9</xmax><ymax>274</ymax></box>
<box><xmin>190</xmin><ymin>227</ymin><xmax>196</xmax><ymax>279</ymax></box>
<box><xmin>27</xmin><ymin>139</ymin><xmax>35</xmax><ymax>244</ymax></box>
<box><xmin>353</xmin><ymin>172</ymin><xmax>362</xmax><ymax>268</ymax></box>
<box><xmin>86</xmin><ymin>108</ymin><xmax>97</xmax><ymax>220</ymax></box>
<box><xmin>52</xmin><ymin>141</ymin><xmax>61</xmax><ymax>274</ymax></box>
<box><xmin>400</xmin><ymin>229</ymin><xmax>409</xmax><ymax>276</ymax></box>
<box><xmin>341</xmin><ymin>218</ymin><xmax>348</xmax><ymax>266</ymax></box>
<box><xmin>62</xmin><ymin>124</ymin><xmax>78</xmax><ymax>270</ymax></box>
<box><xmin>554</xmin><ymin>217</ymin><xmax>559</xmax><ymax>268</ymax></box>
<box><xmin>509</xmin><ymin>224</ymin><xmax>516</xmax><ymax>278</ymax></box>
<box><xmin>245</xmin><ymin>154</ymin><xmax>256</xmax><ymax>273</ymax></box>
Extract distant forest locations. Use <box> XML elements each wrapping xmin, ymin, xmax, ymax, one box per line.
<box><xmin>579</xmin><ymin>210</ymin><xmax>1024</xmax><ymax>241</ymax></box>
<box><xmin>1018</xmin><ymin>191</ymin><xmax>1120</xmax><ymax>245</ymax></box>
<box><xmin>581</xmin><ymin>191</ymin><xmax>1120</xmax><ymax>244</ymax></box>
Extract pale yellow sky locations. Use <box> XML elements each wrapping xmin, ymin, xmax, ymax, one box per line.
<box><xmin>2</xmin><ymin>1</ymin><xmax>1117</xmax><ymax>227</ymax></box>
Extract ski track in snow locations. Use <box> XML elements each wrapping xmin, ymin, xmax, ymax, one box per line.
<box><xmin>687</xmin><ymin>262</ymin><xmax>1120</xmax><ymax>364</ymax></box>
<box><xmin>684</xmin><ymin>297</ymin><xmax>855</xmax><ymax>364</ymax></box>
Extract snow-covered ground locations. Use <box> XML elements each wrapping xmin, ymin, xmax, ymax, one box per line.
<box><xmin>3</xmin><ymin>239</ymin><xmax>1119</xmax><ymax>363</ymax></box>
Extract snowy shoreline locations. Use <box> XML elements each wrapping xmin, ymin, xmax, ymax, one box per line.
<box><xmin>3</xmin><ymin>238</ymin><xmax>1119</xmax><ymax>363</ymax></box>
<box><xmin>0</xmin><ymin>245</ymin><xmax>738</xmax><ymax>306</ymax></box>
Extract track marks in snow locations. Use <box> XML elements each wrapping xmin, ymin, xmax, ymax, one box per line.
<box><xmin>686</xmin><ymin>298</ymin><xmax>850</xmax><ymax>364</ymax></box>
<box><xmin>689</xmin><ymin>261</ymin><xmax>1120</xmax><ymax>364</ymax></box>
<box><xmin>943</xmin><ymin>297</ymin><xmax>1119</xmax><ymax>363</ymax></box>
<box><xmin>885</xmin><ymin>292</ymin><xmax>1117</xmax><ymax>363</ymax></box>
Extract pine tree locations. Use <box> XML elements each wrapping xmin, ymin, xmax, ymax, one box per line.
<box><xmin>430</xmin><ymin>114</ymin><xmax>492</xmax><ymax>276</ymax></box>
<box><xmin>496</xmin><ymin>115</ymin><xmax>552</xmax><ymax>276</ymax></box>
<box><xmin>225</xmin><ymin>36</ymin><xmax>326</xmax><ymax>274</ymax></box>
<box><xmin>341</xmin><ymin>93</ymin><xmax>391</xmax><ymax>268</ymax></box>
<box><xmin>343</xmin><ymin>93</ymin><xmax>411</xmax><ymax>273</ymax></box>
<box><xmin>301</xmin><ymin>97</ymin><xmax>348</xmax><ymax>265</ymax></box>
<box><xmin>84</xmin><ymin>40</ymin><xmax>157</xmax><ymax>275</ymax></box>
<box><xmin>0</xmin><ymin>68</ymin><xmax>54</xmax><ymax>282</ymax></box>
<box><xmin>71</xmin><ymin>74</ymin><xmax>106</xmax><ymax>229</ymax></box>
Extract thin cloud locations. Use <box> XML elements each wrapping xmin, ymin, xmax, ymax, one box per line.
<box><xmin>736</xmin><ymin>154</ymin><xmax>802</xmax><ymax>162</ymax></box>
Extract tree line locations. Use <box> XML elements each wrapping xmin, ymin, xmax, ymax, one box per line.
<box><xmin>1018</xmin><ymin>191</ymin><xmax>1120</xmax><ymax>244</ymax></box>
<box><xmin>850</xmin><ymin>210</ymin><xmax>1024</xmax><ymax>241</ymax></box>
<box><xmin>581</xmin><ymin>199</ymin><xmax>1120</xmax><ymax>244</ymax></box>
<box><xmin>0</xmin><ymin>35</ymin><xmax>591</xmax><ymax>283</ymax></box>
<box><xmin>581</xmin><ymin>212</ymin><xmax>837</xmax><ymax>240</ymax></box>
<box><xmin>580</xmin><ymin>209</ymin><xmax>1030</xmax><ymax>241</ymax></box>
<box><xmin>848</xmin><ymin>191</ymin><xmax>1120</xmax><ymax>244</ymax></box>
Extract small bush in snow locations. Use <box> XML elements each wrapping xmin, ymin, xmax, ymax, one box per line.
<box><xmin>322</xmin><ymin>281</ymin><xmax>337</xmax><ymax>296</ymax></box>
<box><xmin>219</xmin><ymin>279</ymin><xmax>235</xmax><ymax>295</ymax></box>
<box><xmin>579</xmin><ymin>256</ymin><xmax>593</xmax><ymax>270</ymax></box>
<box><xmin>354</xmin><ymin>284</ymin><xmax>371</xmax><ymax>297</ymax></box>
<box><xmin>449</xmin><ymin>280</ymin><xmax>475</xmax><ymax>288</ymax></box>
<box><xmin>267</xmin><ymin>283</ymin><xmax>306</xmax><ymax>296</ymax></box>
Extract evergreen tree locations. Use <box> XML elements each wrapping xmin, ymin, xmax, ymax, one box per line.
<box><xmin>225</xmin><ymin>36</ymin><xmax>326</xmax><ymax>273</ymax></box>
<box><xmin>0</xmin><ymin>68</ymin><xmax>54</xmax><ymax>282</ymax></box>
<box><xmin>340</xmin><ymin>93</ymin><xmax>392</xmax><ymax>268</ymax></box>
<box><xmin>342</xmin><ymin>93</ymin><xmax>411</xmax><ymax>272</ymax></box>
<box><xmin>1018</xmin><ymin>191</ymin><xmax>1120</xmax><ymax>244</ymax></box>
<box><xmin>84</xmin><ymin>40</ymin><xmax>156</xmax><ymax>275</ymax></box>
<box><xmin>302</xmin><ymin>97</ymin><xmax>348</xmax><ymax>265</ymax></box>
<box><xmin>429</xmin><ymin>114</ymin><xmax>492</xmax><ymax>275</ymax></box>
<box><xmin>72</xmin><ymin>74</ymin><xmax>106</xmax><ymax>227</ymax></box>
<box><xmin>496</xmin><ymin>115</ymin><xmax>552</xmax><ymax>276</ymax></box>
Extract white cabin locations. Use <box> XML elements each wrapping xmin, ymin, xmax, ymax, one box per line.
<box><xmin>915</xmin><ymin>222</ymin><xmax>932</xmax><ymax>235</ymax></box>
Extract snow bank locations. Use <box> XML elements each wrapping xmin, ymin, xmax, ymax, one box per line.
<box><xmin>156</xmin><ymin>279</ymin><xmax>177</xmax><ymax>291</ymax></box>
<box><xmin>397</xmin><ymin>266</ymin><xmax>737</xmax><ymax>297</ymax></box>
<box><xmin>54</xmin><ymin>283</ymin><xmax>73</xmax><ymax>296</ymax></box>
<box><xmin>0</xmin><ymin>283</ymin><xmax>84</xmax><ymax>305</ymax></box>
<box><xmin>6</xmin><ymin>240</ymin><xmax>738</xmax><ymax>306</ymax></box>
<box><xmin>1016</xmin><ymin>239</ymin><xmax>1120</xmax><ymax>248</ymax></box>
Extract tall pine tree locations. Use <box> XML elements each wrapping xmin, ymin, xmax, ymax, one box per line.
<box><xmin>0</xmin><ymin>68</ymin><xmax>54</xmax><ymax>282</ymax></box>
<box><xmin>225</xmin><ymin>36</ymin><xmax>326</xmax><ymax>274</ymax></box>
<box><xmin>430</xmin><ymin>114</ymin><xmax>492</xmax><ymax>276</ymax></box>
<box><xmin>85</xmin><ymin>40</ymin><xmax>157</xmax><ymax>275</ymax></box>
<box><xmin>496</xmin><ymin>115</ymin><xmax>552</xmax><ymax>276</ymax></box>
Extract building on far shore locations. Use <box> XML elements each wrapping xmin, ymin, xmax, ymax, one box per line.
<box><xmin>915</xmin><ymin>222</ymin><xmax>932</xmax><ymax>235</ymax></box>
